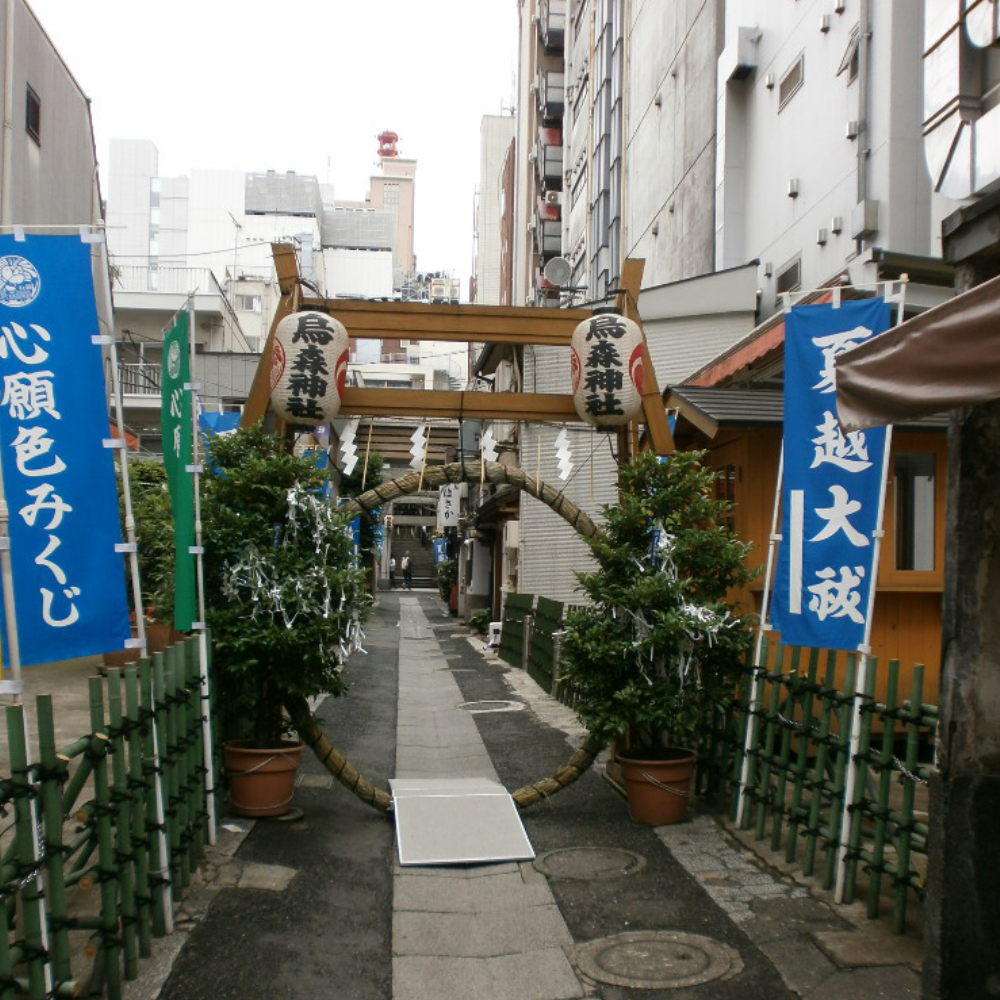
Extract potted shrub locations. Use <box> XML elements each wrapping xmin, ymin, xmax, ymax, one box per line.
<box><xmin>560</xmin><ymin>450</ymin><xmax>755</xmax><ymax>824</ymax></box>
<box><xmin>202</xmin><ymin>425</ymin><xmax>370</xmax><ymax>817</ymax></box>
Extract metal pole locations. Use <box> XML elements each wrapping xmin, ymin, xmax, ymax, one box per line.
<box><xmin>736</xmin><ymin>446</ymin><xmax>784</xmax><ymax>827</ymax></box>
<box><xmin>100</xmin><ymin>235</ymin><xmax>147</xmax><ymax>660</ymax></box>
<box><xmin>186</xmin><ymin>299</ymin><xmax>216</xmax><ymax>844</ymax></box>
<box><xmin>834</xmin><ymin>279</ymin><xmax>906</xmax><ymax>902</ymax></box>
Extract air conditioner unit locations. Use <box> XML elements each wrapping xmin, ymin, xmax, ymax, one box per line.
<box><xmin>503</xmin><ymin>521</ymin><xmax>519</xmax><ymax>551</ymax></box>
<box><xmin>545</xmin><ymin>191</ymin><xmax>562</xmax><ymax>207</ymax></box>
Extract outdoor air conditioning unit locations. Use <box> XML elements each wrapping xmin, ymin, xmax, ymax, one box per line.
<box><xmin>545</xmin><ymin>191</ymin><xmax>562</xmax><ymax>207</ymax></box>
<box><xmin>503</xmin><ymin>521</ymin><xmax>520</xmax><ymax>552</ymax></box>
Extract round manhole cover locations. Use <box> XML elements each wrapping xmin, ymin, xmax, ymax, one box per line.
<box><xmin>574</xmin><ymin>931</ymin><xmax>742</xmax><ymax>990</ymax></box>
<box><xmin>533</xmin><ymin>846</ymin><xmax>646</xmax><ymax>880</ymax></box>
<box><xmin>458</xmin><ymin>699</ymin><xmax>525</xmax><ymax>714</ymax></box>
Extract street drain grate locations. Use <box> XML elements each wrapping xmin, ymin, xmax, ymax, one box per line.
<box><xmin>533</xmin><ymin>846</ymin><xmax>646</xmax><ymax>880</ymax></box>
<box><xmin>573</xmin><ymin>931</ymin><xmax>743</xmax><ymax>990</ymax></box>
<box><xmin>457</xmin><ymin>699</ymin><xmax>526</xmax><ymax>714</ymax></box>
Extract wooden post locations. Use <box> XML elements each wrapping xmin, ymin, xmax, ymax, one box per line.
<box><xmin>106</xmin><ymin>669</ymin><xmax>138</xmax><ymax>980</ymax></box>
<box><xmin>87</xmin><ymin>678</ymin><xmax>122</xmax><ymax>999</ymax></box>
<box><xmin>124</xmin><ymin>665</ymin><xmax>153</xmax><ymax>957</ymax></box>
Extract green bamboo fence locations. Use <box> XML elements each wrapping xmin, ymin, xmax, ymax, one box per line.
<box><xmin>0</xmin><ymin>636</ymin><xmax>215</xmax><ymax>999</ymax></box>
<box><xmin>716</xmin><ymin>640</ymin><xmax>936</xmax><ymax>933</ymax></box>
<box><xmin>498</xmin><ymin>593</ymin><xmax>534</xmax><ymax>668</ymax></box>
<box><xmin>526</xmin><ymin>597</ymin><xmax>564</xmax><ymax>693</ymax></box>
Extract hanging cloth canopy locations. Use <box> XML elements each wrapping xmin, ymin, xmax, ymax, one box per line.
<box><xmin>836</xmin><ymin>272</ymin><xmax>1000</xmax><ymax>432</ymax></box>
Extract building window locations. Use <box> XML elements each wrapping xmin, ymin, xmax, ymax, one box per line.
<box><xmin>235</xmin><ymin>294</ymin><xmax>262</xmax><ymax>313</ymax></box>
<box><xmin>25</xmin><ymin>85</ymin><xmax>40</xmax><ymax>144</ymax></box>
<box><xmin>775</xmin><ymin>256</ymin><xmax>801</xmax><ymax>295</ymax></box>
<box><xmin>778</xmin><ymin>54</ymin><xmax>804</xmax><ymax>110</ymax></box>
<box><xmin>894</xmin><ymin>453</ymin><xmax>935</xmax><ymax>571</ymax></box>
<box><xmin>715</xmin><ymin>464</ymin><xmax>737</xmax><ymax>535</ymax></box>
<box><xmin>838</xmin><ymin>26</ymin><xmax>860</xmax><ymax>84</ymax></box>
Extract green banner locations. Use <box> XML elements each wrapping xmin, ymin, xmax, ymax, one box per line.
<box><xmin>160</xmin><ymin>310</ymin><xmax>197</xmax><ymax>631</ymax></box>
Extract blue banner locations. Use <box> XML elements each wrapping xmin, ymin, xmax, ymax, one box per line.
<box><xmin>433</xmin><ymin>538</ymin><xmax>448</xmax><ymax>565</ymax></box>
<box><xmin>0</xmin><ymin>235</ymin><xmax>130</xmax><ymax>664</ymax></box>
<box><xmin>771</xmin><ymin>298</ymin><xmax>890</xmax><ymax>651</ymax></box>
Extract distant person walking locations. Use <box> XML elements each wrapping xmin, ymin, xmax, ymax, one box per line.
<box><xmin>402</xmin><ymin>552</ymin><xmax>412</xmax><ymax>590</ymax></box>
<box><xmin>389</xmin><ymin>556</ymin><xmax>397</xmax><ymax>589</ymax></box>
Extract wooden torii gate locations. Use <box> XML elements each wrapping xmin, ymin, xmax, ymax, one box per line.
<box><xmin>240</xmin><ymin>243</ymin><xmax>675</xmax><ymax>457</ymax></box>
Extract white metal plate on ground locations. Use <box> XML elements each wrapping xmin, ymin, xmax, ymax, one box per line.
<box><xmin>390</xmin><ymin>777</ymin><xmax>535</xmax><ymax>866</ymax></box>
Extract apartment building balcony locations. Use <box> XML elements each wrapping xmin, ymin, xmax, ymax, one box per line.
<box><xmin>538</xmin><ymin>0</ymin><xmax>566</xmax><ymax>53</ymax></box>
<box><xmin>116</xmin><ymin>362</ymin><xmax>163</xmax><ymax>409</ymax></box>
<box><xmin>534</xmin><ymin>198</ymin><xmax>562</xmax><ymax>259</ymax></box>
<box><xmin>537</xmin><ymin>69</ymin><xmax>564</xmax><ymax>125</ymax></box>
<box><xmin>536</xmin><ymin>128</ymin><xmax>564</xmax><ymax>190</ymax></box>
<box><xmin>113</xmin><ymin>264</ymin><xmax>218</xmax><ymax>296</ymax></box>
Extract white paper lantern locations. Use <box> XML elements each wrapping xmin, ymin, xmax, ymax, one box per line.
<box><xmin>269</xmin><ymin>311</ymin><xmax>349</xmax><ymax>426</ymax></box>
<box><xmin>570</xmin><ymin>310</ymin><xmax>645</xmax><ymax>427</ymax></box>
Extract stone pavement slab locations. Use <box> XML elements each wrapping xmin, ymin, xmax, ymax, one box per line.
<box><xmin>392</xmin><ymin>950</ymin><xmax>584</xmax><ymax>1000</ymax></box>
<box><xmin>392</xmin><ymin>597</ymin><xmax>583</xmax><ymax>999</ymax></box>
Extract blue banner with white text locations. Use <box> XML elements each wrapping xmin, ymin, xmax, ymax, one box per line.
<box><xmin>771</xmin><ymin>298</ymin><xmax>890</xmax><ymax>651</ymax></box>
<box><xmin>0</xmin><ymin>235</ymin><xmax>131</xmax><ymax>664</ymax></box>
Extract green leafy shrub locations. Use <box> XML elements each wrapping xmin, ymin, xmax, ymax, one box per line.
<box><xmin>560</xmin><ymin>450</ymin><xmax>756</xmax><ymax>754</ymax></box>
<box><xmin>119</xmin><ymin>459</ymin><xmax>175</xmax><ymax>622</ymax></box>
<box><xmin>467</xmin><ymin>608</ymin><xmax>489</xmax><ymax>634</ymax></box>
<box><xmin>436</xmin><ymin>557</ymin><xmax>457</xmax><ymax>601</ymax></box>
<box><xmin>202</xmin><ymin>425</ymin><xmax>370</xmax><ymax>747</ymax></box>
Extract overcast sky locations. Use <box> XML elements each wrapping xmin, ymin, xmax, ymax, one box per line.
<box><xmin>27</xmin><ymin>0</ymin><xmax>519</xmax><ymax>291</ymax></box>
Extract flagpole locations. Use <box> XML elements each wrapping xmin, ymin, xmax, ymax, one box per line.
<box><xmin>186</xmin><ymin>298</ymin><xmax>217</xmax><ymax>845</ymax></box>
<box><xmin>99</xmin><ymin>240</ymin><xmax>147</xmax><ymax>661</ymax></box>
<box><xmin>92</xmin><ymin>238</ymin><xmax>178</xmax><ymax>933</ymax></box>
<box><xmin>736</xmin><ymin>445</ymin><xmax>784</xmax><ymax>827</ymax></box>
<box><xmin>834</xmin><ymin>278</ymin><xmax>908</xmax><ymax>902</ymax></box>
<box><xmin>0</xmin><ymin>413</ymin><xmax>23</xmax><ymax>702</ymax></box>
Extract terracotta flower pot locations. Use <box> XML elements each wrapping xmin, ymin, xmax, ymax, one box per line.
<box><xmin>223</xmin><ymin>740</ymin><xmax>303</xmax><ymax>818</ymax></box>
<box><xmin>617</xmin><ymin>748</ymin><xmax>697</xmax><ymax>825</ymax></box>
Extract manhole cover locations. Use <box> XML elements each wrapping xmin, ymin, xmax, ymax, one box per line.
<box><xmin>573</xmin><ymin>931</ymin><xmax>742</xmax><ymax>990</ymax></box>
<box><xmin>533</xmin><ymin>846</ymin><xmax>646</xmax><ymax>880</ymax></box>
<box><xmin>458</xmin><ymin>699</ymin><xmax>525</xmax><ymax>714</ymax></box>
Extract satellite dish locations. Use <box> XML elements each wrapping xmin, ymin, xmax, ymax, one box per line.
<box><xmin>543</xmin><ymin>256</ymin><xmax>573</xmax><ymax>287</ymax></box>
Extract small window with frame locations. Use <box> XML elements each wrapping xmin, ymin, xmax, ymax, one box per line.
<box><xmin>838</xmin><ymin>26</ymin><xmax>860</xmax><ymax>85</ymax></box>
<box><xmin>26</xmin><ymin>85</ymin><xmax>40</xmax><ymax>145</ymax></box>
<box><xmin>778</xmin><ymin>54</ymin><xmax>804</xmax><ymax>110</ymax></box>
<box><xmin>776</xmin><ymin>256</ymin><xmax>802</xmax><ymax>295</ymax></box>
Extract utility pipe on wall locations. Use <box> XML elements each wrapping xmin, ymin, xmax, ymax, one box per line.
<box><xmin>856</xmin><ymin>0</ymin><xmax>872</xmax><ymax>254</ymax></box>
<box><xmin>2</xmin><ymin>0</ymin><xmax>14</xmax><ymax>226</ymax></box>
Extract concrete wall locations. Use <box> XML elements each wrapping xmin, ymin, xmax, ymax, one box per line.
<box><xmin>1</xmin><ymin>1</ymin><xmax>100</xmax><ymax>228</ymax></box>
<box><xmin>476</xmin><ymin>115</ymin><xmax>517</xmax><ymax>304</ymax></box>
<box><xmin>715</xmin><ymin>0</ymin><xmax>959</xmax><ymax>315</ymax></box>
<box><xmin>624</xmin><ymin>0</ymin><xmax>721</xmax><ymax>285</ymax></box>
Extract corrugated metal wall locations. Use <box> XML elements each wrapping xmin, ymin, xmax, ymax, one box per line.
<box><xmin>644</xmin><ymin>313</ymin><xmax>753</xmax><ymax>388</ymax></box>
<box><xmin>517</xmin><ymin>345</ymin><xmax>614</xmax><ymax>606</ymax></box>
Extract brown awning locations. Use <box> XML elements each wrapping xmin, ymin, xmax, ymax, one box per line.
<box><xmin>836</xmin><ymin>272</ymin><xmax>1000</xmax><ymax>431</ymax></box>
